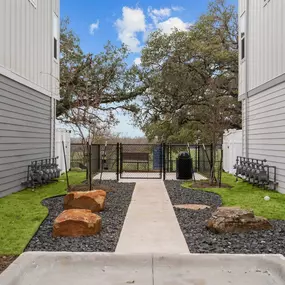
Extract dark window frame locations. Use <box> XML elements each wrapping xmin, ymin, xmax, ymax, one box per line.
<box><xmin>241</xmin><ymin>33</ymin><xmax>245</xmax><ymax>60</ymax></box>
<box><xmin>54</xmin><ymin>38</ymin><xmax>58</xmax><ymax>60</ymax></box>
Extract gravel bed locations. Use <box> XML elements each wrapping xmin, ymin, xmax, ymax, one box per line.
<box><xmin>25</xmin><ymin>181</ymin><xmax>135</xmax><ymax>252</ymax></box>
<box><xmin>165</xmin><ymin>180</ymin><xmax>285</xmax><ymax>255</ymax></box>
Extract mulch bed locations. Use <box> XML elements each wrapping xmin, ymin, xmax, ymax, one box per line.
<box><xmin>25</xmin><ymin>181</ymin><xmax>135</xmax><ymax>252</ymax></box>
<box><xmin>0</xmin><ymin>256</ymin><xmax>17</xmax><ymax>274</ymax></box>
<box><xmin>165</xmin><ymin>180</ymin><xmax>285</xmax><ymax>254</ymax></box>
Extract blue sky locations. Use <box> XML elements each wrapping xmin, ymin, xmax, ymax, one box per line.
<box><xmin>61</xmin><ymin>0</ymin><xmax>237</xmax><ymax>138</ymax></box>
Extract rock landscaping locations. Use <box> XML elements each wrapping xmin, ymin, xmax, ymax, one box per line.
<box><xmin>64</xmin><ymin>190</ymin><xmax>106</xmax><ymax>212</ymax></box>
<box><xmin>25</xmin><ymin>181</ymin><xmax>135</xmax><ymax>252</ymax></box>
<box><xmin>207</xmin><ymin>207</ymin><xmax>272</xmax><ymax>233</ymax></box>
<box><xmin>165</xmin><ymin>180</ymin><xmax>285</xmax><ymax>255</ymax></box>
<box><xmin>174</xmin><ymin>204</ymin><xmax>210</xmax><ymax>210</ymax></box>
<box><xmin>53</xmin><ymin>209</ymin><xmax>102</xmax><ymax>237</ymax></box>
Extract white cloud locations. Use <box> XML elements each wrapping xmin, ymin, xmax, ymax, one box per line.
<box><xmin>156</xmin><ymin>17</ymin><xmax>190</xmax><ymax>34</ymax></box>
<box><xmin>148</xmin><ymin>7</ymin><xmax>171</xmax><ymax>25</ymax></box>
<box><xmin>150</xmin><ymin>7</ymin><xmax>171</xmax><ymax>18</ymax></box>
<box><xmin>134</xmin><ymin>57</ymin><xmax>141</xmax><ymax>65</ymax></box>
<box><xmin>89</xmin><ymin>20</ymin><xmax>100</xmax><ymax>35</ymax></box>
<box><xmin>115</xmin><ymin>6</ymin><xmax>190</xmax><ymax>51</ymax></box>
<box><xmin>115</xmin><ymin>7</ymin><xmax>146</xmax><ymax>52</ymax></box>
<box><xmin>172</xmin><ymin>6</ymin><xmax>184</xmax><ymax>12</ymax></box>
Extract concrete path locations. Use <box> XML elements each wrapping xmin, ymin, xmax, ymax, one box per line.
<box><xmin>116</xmin><ymin>180</ymin><xmax>189</xmax><ymax>254</ymax></box>
<box><xmin>2</xmin><ymin>252</ymin><xmax>285</xmax><ymax>285</ymax></box>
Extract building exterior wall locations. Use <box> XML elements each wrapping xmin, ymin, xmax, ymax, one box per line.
<box><xmin>0</xmin><ymin>0</ymin><xmax>60</xmax><ymax>197</ymax></box>
<box><xmin>239</xmin><ymin>0</ymin><xmax>285</xmax><ymax>98</ymax></box>
<box><xmin>239</xmin><ymin>0</ymin><xmax>285</xmax><ymax>193</ymax></box>
<box><xmin>247</xmin><ymin>81</ymin><xmax>285</xmax><ymax>193</ymax></box>
<box><xmin>0</xmin><ymin>74</ymin><xmax>52</xmax><ymax>197</ymax></box>
<box><xmin>0</xmin><ymin>0</ymin><xmax>60</xmax><ymax>99</ymax></box>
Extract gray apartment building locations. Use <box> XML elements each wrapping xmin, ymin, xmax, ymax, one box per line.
<box><xmin>239</xmin><ymin>0</ymin><xmax>285</xmax><ymax>193</ymax></box>
<box><xmin>0</xmin><ymin>0</ymin><xmax>60</xmax><ymax>197</ymax></box>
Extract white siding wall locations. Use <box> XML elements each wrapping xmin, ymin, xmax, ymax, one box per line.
<box><xmin>239</xmin><ymin>0</ymin><xmax>285</xmax><ymax>95</ymax></box>
<box><xmin>247</xmin><ymin>81</ymin><xmax>285</xmax><ymax>193</ymax></box>
<box><xmin>239</xmin><ymin>0</ymin><xmax>285</xmax><ymax>193</ymax></box>
<box><xmin>241</xmin><ymin>99</ymin><xmax>246</xmax><ymax>157</ymax></box>
<box><xmin>239</xmin><ymin>0</ymin><xmax>246</xmax><ymax>15</ymax></box>
<box><xmin>0</xmin><ymin>0</ymin><xmax>59</xmax><ymax>98</ymax></box>
<box><xmin>247</xmin><ymin>0</ymin><xmax>285</xmax><ymax>91</ymax></box>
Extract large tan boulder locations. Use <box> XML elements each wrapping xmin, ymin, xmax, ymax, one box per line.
<box><xmin>207</xmin><ymin>207</ymin><xmax>272</xmax><ymax>233</ymax></box>
<box><xmin>174</xmin><ymin>204</ymin><xmax>210</xmax><ymax>210</ymax></box>
<box><xmin>53</xmin><ymin>209</ymin><xmax>102</xmax><ymax>237</ymax></box>
<box><xmin>64</xmin><ymin>190</ymin><xmax>106</xmax><ymax>212</ymax></box>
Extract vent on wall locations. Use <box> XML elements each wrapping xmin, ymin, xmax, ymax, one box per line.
<box><xmin>28</xmin><ymin>0</ymin><xmax>37</xmax><ymax>8</ymax></box>
<box><xmin>264</xmin><ymin>0</ymin><xmax>271</xmax><ymax>7</ymax></box>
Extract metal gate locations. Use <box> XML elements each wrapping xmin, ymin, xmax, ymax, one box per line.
<box><xmin>73</xmin><ymin>143</ymin><xmax>222</xmax><ymax>182</ymax></box>
<box><xmin>119</xmin><ymin>143</ymin><xmax>163</xmax><ymax>179</ymax></box>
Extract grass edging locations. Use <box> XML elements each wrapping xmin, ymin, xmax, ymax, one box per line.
<box><xmin>0</xmin><ymin>172</ymin><xmax>86</xmax><ymax>255</ymax></box>
<box><xmin>182</xmin><ymin>173</ymin><xmax>285</xmax><ymax>220</ymax></box>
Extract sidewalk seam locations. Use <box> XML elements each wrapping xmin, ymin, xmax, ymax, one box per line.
<box><xmin>151</xmin><ymin>254</ymin><xmax>154</xmax><ymax>285</ymax></box>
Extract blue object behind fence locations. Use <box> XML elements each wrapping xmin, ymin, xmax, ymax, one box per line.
<box><xmin>153</xmin><ymin>146</ymin><xmax>162</xmax><ymax>170</ymax></box>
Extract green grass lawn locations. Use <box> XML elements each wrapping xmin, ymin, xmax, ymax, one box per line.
<box><xmin>0</xmin><ymin>171</ymin><xmax>85</xmax><ymax>255</ymax></box>
<box><xmin>183</xmin><ymin>173</ymin><xmax>285</xmax><ymax>220</ymax></box>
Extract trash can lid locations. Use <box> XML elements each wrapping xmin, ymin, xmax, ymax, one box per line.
<box><xmin>178</xmin><ymin>152</ymin><xmax>190</xmax><ymax>158</ymax></box>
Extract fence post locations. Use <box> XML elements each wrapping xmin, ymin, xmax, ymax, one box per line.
<box><xmin>170</xmin><ymin>144</ymin><xmax>173</xmax><ymax>172</ymax></box>
<box><xmin>210</xmin><ymin>144</ymin><xmax>214</xmax><ymax>182</ymax></box>
<box><xmin>197</xmin><ymin>145</ymin><xmax>200</xmax><ymax>172</ymax></box>
<box><xmin>120</xmin><ymin>143</ymin><xmax>123</xmax><ymax>175</ymax></box>
<box><xmin>219</xmin><ymin>148</ymin><xmax>223</xmax><ymax>187</ymax></box>
<box><xmin>162</xmin><ymin>143</ymin><xmax>166</xmax><ymax>180</ymax></box>
<box><xmin>195</xmin><ymin>145</ymin><xmax>197</xmax><ymax>172</ymax></box>
<box><xmin>116</xmin><ymin>143</ymin><xmax>120</xmax><ymax>181</ymax></box>
<box><xmin>88</xmin><ymin>142</ymin><xmax>92</xmax><ymax>190</ymax></box>
<box><xmin>97</xmin><ymin>144</ymin><xmax>101</xmax><ymax>172</ymax></box>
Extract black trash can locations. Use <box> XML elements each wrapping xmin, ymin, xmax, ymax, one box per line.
<box><xmin>176</xmin><ymin>152</ymin><xmax>192</xmax><ymax>180</ymax></box>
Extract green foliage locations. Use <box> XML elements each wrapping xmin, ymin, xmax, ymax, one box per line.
<box><xmin>183</xmin><ymin>173</ymin><xmax>285</xmax><ymax>220</ymax></box>
<box><xmin>0</xmin><ymin>172</ymin><xmax>85</xmax><ymax>255</ymax></box>
<box><xmin>136</xmin><ymin>0</ymin><xmax>240</xmax><ymax>144</ymax></box>
<box><xmin>58</xmin><ymin>18</ymin><xmax>144</xmax><ymax>142</ymax></box>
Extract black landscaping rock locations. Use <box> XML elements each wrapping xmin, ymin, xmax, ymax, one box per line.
<box><xmin>165</xmin><ymin>180</ymin><xmax>285</xmax><ymax>255</ymax></box>
<box><xmin>25</xmin><ymin>181</ymin><xmax>135</xmax><ymax>252</ymax></box>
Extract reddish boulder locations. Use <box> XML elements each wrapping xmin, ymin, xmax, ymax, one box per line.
<box><xmin>53</xmin><ymin>209</ymin><xmax>102</xmax><ymax>237</ymax></box>
<box><xmin>64</xmin><ymin>190</ymin><xmax>106</xmax><ymax>212</ymax></box>
<box><xmin>207</xmin><ymin>207</ymin><xmax>272</xmax><ymax>233</ymax></box>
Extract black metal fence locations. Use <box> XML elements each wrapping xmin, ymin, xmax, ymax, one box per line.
<box><xmin>70</xmin><ymin>143</ymin><xmax>223</xmax><ymax>182</ymax></box>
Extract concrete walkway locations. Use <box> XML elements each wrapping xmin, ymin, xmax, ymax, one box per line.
<box><xmin>2</xmin><ymin>252</ymin><xmax>285</xmax><ymax>285</ymax></box>
<box><xmin>116</xmin><ymin>180</ymin><xmax>189</xmax><ymax>254</ymax></box>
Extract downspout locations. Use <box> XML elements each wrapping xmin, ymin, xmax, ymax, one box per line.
<box><xmin>245</xmin><ymin>0</ymin><xmax>249</xmax><ymax>158</ymax></box>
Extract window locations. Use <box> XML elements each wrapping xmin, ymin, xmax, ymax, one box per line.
<box><xmin>54</xmin><ymin>38</ymin><xmax>58</xmax><ymax>60</ymax></box>
<box><xmin>240</xmin><ymin>14</ymin><xmax>246</xmax><ymax>61</ymax></box>
<box><xmin>53</xmin><ymin>13</ymin><xmax>59</xmax><ymax>60</ymax></box>
<box><xmin>241</xmin><ymin>35</ymin><xmax>245</xmax><ymax>60</ymax></box>
<box><xmin>28</xmin><ymin>0</ymin><xmax>37</xmax><ymax>8</ymax></box>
